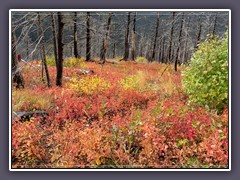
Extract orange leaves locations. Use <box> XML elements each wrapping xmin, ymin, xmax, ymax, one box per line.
<box><xmin>12</xmin><ymin>60</ymin><xmax>228</xmax><ymax>168</ymax></box>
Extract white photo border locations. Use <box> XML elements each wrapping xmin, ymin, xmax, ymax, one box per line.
<box><xmin>9</xmin><ymin>9</ymin><xmax>231</xmax><ymax>171</ymax></box>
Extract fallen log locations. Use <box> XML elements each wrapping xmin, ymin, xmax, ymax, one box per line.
<box><xmin>12</xmin><ymin>111</ymin><xmax>49</xmax><ymax>123</ymax></box>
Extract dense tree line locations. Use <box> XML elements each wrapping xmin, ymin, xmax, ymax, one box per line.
<box><xmin>11</xmin><ymin>11</ymin><xmax>229</xmax><ymax>87</ymax></box>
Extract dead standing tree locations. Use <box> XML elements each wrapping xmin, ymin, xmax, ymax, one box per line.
<box><xmin>12</xmin><ymin>30</ymin><xmax>25</xmax><ymax>89</ymax></box>
<box><xmin>56</xmin><ymin>12</ymin><xmax>64</xmax><ymax>87</ymax></box>
<box><xmin>99</xmin><ymin>12</ymin><xmax>112</xmax><ymax>64</ymax></box>
<box><xmin>86</xmin><ymin>12</ymin><xmax>91</xmax><ymax>62</ymax></box>
<box><xmin>73</xmin><ymin>12</ymin><xmax>79</xmax><ymax>58</ymax></box>
<box><xmin>150</xmin><ymin>12</ymin><xmax>160</xmax><ymax>62</ymax></box>
<box><xmin>121</xmin><ymin>12</ymin><xmax>131</xmax><ymax>61</ymax></box>
<box><xmin>167</xmin><ymin>12</ymin><xmax>176</xmax><ymax>64</ymax></box>
<box><xmin>37</xmin><ymin>12</ymin><xmax>51</xmax><ymax>87</ymax></box>
<box><xmin>131</xmin><ymin>12</ymin><xmax>136</xmax><ymax>61</ymax></box>
<box><xmin>175</xmin><ymin>12</ymin><xmax>184</xmax><ymax>71</ymax></box>
<box><xmin>51</xmin><ymin>13</ymin><xmax>58</xmax><ymax>68</ymax></box>
<box><xmin>194</xmin><ymin>16</ymin><xmax>202</xmax><ymax>49</ymax></box>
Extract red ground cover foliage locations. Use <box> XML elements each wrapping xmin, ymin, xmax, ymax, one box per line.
<box><xmin>12</xmin><ymin>61</ymin><xmax>228</xmax><ymax>168</ymax></box>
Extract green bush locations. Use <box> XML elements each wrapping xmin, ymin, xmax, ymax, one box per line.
<box><xmin>182</xmin><ymin>32</ymin><xmax>228</xmax><ymax>113</ymax></box>
<box><xmin>136</xmin><ymin>56</ymin><xmax>146</xmax><ymax>63</ymax></box>
<box><xmin>46</xmin><ymin>55</ymin><xmax>56</xmax><ymax>66</ymax></box>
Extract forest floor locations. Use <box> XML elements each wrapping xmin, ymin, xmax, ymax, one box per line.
<box><xmin>11</xmin><ymin>59</ymin><xmax>228</xmax><ymax>169</ymax></box>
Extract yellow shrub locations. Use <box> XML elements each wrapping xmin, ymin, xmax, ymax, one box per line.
<box><xmin>68</xmin><ymin>75</ymin><xmax>110</xmax><ymax>95</ymax></box>
<box><xmin>120</xmin><ymin>71</ymin><xmax>147</xmax><ymax>92</ymax></box>
<box><xmin>136</xmin><ymin>56</ymin><xmax>147</xmax><ymax>63</ymax></box>
<box><xmin>64</xmin><ymin>57</ymin><xmax>88</xmax><ymax>68</ymax></box>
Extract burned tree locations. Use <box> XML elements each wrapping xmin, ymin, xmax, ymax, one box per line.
<box><xmin>73</xmin><ymin>12</ymin><xmax>79</xmax><ymax>58</ymax></box>
<box><xmin>151</xmin><ymin>12</ymin><xmax>160</xmax><ymax>62</ymax></box>
<box><xmin>12</xmin><ymin>30</ymin><xmax>25</xmax><ymax>89</ymax></box>
<box><xmin>131</xmin><ymin>12</ymin><xmax>136</xmax><ymax>61</ymax></box>
<box><xmin>37</xmin><ymin>12</ymin><xmax>51</xmax><ymax>87</ymax></box>
<box><xmin>194</xmin><ymin>16</ymin><xmax>202</xmax><ymax>49</ymax></box>
<box><xmin>56</xmin><ymin>12</ymin><xmax>64</xmax><ymax>87</ymax></box>
<box><xmin>175</xmin><ymin>13</ymin><xmax>184</xmax><ymax>71</ymax></box>
<box><xmin>112</xmin><ymin>43</ymin><xmax>116</xmax><ymax>59</ymax></box>
<box><xmin>86</xmin><ymin>12</ymin><xmax>91</xmax><ymax>62</ymax></box>
<box><xmin>212</xmin><ymin>13</ymin><xmax>218</xmax><ymax>37</ymax></box>
<box><xmin>99</xmin><ymin>12</ymin><xmax>112</xmax><ymax>64</ymax></box>
<box><xmin>121</xmin><ymin>12</ymin><xmax>131</xmax><ymax>61</ymax></box>
<box><xmin>167</xmin><ymin>12</ymin><xmax>176</xmax><ymax>64</ymax></box>
<box><xmin>51</xmin><ymin>13</ymin><xmax>58</xmax><ymax>68</ymax></box>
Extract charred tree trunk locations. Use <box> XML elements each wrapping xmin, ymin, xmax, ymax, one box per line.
<box><xmin>194</xmin><ymin>16</ymin><xmax>202</xmax><ymax>49</ymax></box>
<box><xmin>12</xmin><ymin>30</ymin><xmax>25</xmax><ymax>89</ymax></box>
<box><xmin>56</xmin><ymin>12</ymin><xmax>64</xmax><ymax>87</ymax></box>
<box><xmin>131</xmin><ymin>12</ymin><xmax>136</xmax><ymax>61</ymax></box>
<box><xmin>182</xmin><ymin>18</ymin><xmax>190</xmax><ymax>65</ymax></box>
<box><xmin>86</xmin><ymin>12</ymin><xmax>91</xmax><ymax>62</ymax></box>
<box><xmin>212</xmin><ymin>13</ymin><xmax>217</xmax><ymax>37</ymax></box>
<box><xmin>37</xmin><ymin>12</ymin><xmax>51</xmax><ymax>87</ymax></box>
<box><xmin>158</xmin><ymin>39</ymin><xmax>162</xmax><ymax>63</ymax></box>
<box><xmin>167</xmin><ymin>12</ymin><xmax>175</xmax><ymax>64</ymax></box>
<box><xmin>100</xmin><ymin>12</ymin><xmax>112</xmax><ymax>64</ymax></box>
<box><xmin>139</xmin><ymin>33</ymin><xmax>145</xmax><ymax>57</ymax></box>
<box><xmin>51</xmin><ymin>13</ymin><xmax>58</xmax><ymax>67</ymax></box>
<box><xmin>175</xmin><ymin>13</ymin><xmax>184</xmax><ymax>71</ymax></box>
<box><xmin>121</xmin><ymin>12</ymin><xmax>131</xmax><ymax>61</ymax></box>
<box><xmin>151</xmin><ymin>12</ymin><xmax>160</xmax><ymax>62</ymax></box>
<box><xmin>26</xmin><ymin>36</ymin><xmax>29</xmax><ymax>58</ymax></box>
<box><xmin>161</xmin><ymin>37</ymin><xmax>165</xmax><ymax>63</ymax></box>
<box><xmin>113</xmin><ymin>43</ymin><xmax>116</xmax><ymax>58</ymax></box>
<box><xmin>73</xmin><ymin>12</ymin><xmax>79</xmax><ymax>58</ymax></box>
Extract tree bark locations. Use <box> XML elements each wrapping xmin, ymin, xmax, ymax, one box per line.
<box><xmin>151</xmin><ymin>12</ymin><xmax>160</xmax><ymax>62</ymax></box>
<box><xmin>86</xmin><ymin>12</ymin><xmax>91</xmax><ymax>62</ymax></box>
<box><xmin>37</xmin><ymin>12</ymin><xmax>51</xmax><ymax>87</ymax></box>
<box><xmin>56</xmin><ymin>12</ymin><xmax>64</xmax><ymax>87</ymax></box>
<box><xmin>122</xmin><ymin>12</ymin><xmax>131</xmax><ymax>61</ymax></box>
<box><xmin>161</xmin><ymin>37</ymin><xmax>165</xmax><ymax>63</ymax></box>
<box><xmin>158</xmin><ymin>39</ymin><xmax>162</xmax><ymax>63</ymax></box>
<box><xmin>12</xmin><ymin>29</ymin><xmax>25</xmax><ymax>88</ymax></box>
<box><xmin>73</xmin><ymin>12</ymin><xmax>79</xmax><ymax>58</ymax></box>
<box><xmin>100</xmin><ymin>12</ymin><xmax>112</xmax><ymax>64</ymax></box>
<box><xmin>194</xmin><ymin>16</ymin><xmax>202</xmax><ymax>49</ymax></box>
<box><xmin>175</xmin><ymin>13</ymin><xmax>184</xmax><ymax>71</ymax></box>
<box><xmin>51</xmin><ymin>13</ymin><xmax>58</xmax><ymax>67</ymax></box>
<box><xmin>167</xmin><ymin>12</ymin><xmax>175</xmax><ymax>64</ymax></box>
<box><xmin>113</xmin><ymin>43</ymin><xmax>116</xmax><ymax>58</ymax></box>
<box><xmin>131</xmin><ymin>12</ymin><xmax>136</xmax><ymax>61</ymax></box>
<box><xmin>212</xmin><ymin>13</ymin><xmax>217</xmax><ymax>37</ymax></box>
<box><xmin>182</xmin><ymin>18</ymin><xmax>190</xmax><ymax>65</ymax></box>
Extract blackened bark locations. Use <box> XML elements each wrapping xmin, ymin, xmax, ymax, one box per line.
<box><xmin>38</xmin><ymin>12</ymin><xmax>51</xmax><ymax>87</ymax></box>
<box><xmin>131</xmin><ymin>12</ymin><xmax>136</xmax><ymax>61</ymax></box>
<box><xmin>100</xmin><ymin>12</ymin><xmax>112</xmax><ymax>64</ymax></box>
<box><xmin>113</xmin><ymin>43</ymin><xmax>116</xmax><ymax>58</ymax></box>
<box><xmin>194</xmin><ymin>16</ymin><xmax>202</xmax><ymax>49</ymax></box>
<box><xmin>12</xmin><ymin>30</ymin><xmax>25</xmax><ymax>88</ymax></box>
<box><xmin>161</xmin><ymin>37</ymin><xmax>165</xmax><ymax>63</ymax></box>
<box><xmin>167</xmin><ymin>12</ymin><xmax>175</xmax><ymax>64</ymax></box>
<box><xmin>158</xmin><ymin>39</ymin><xmax>162</xmax><ymax>63</ymax></box>
<box><xmin>139</xmin><ymin>33</ymin><xmax>144</xmax><ymax>57</ymax></box>
<box><xmin>56</xmin><ymin>12</ymin><xmax>64</xmax><ymax>87</ymax></box>
<box><xmin>175</xmin><ymin>13</ymin><xmax>184</xmax><ymax>71</ymax></box>
<box><xmin>122</xmin><ymin>12</ymin><xmax>131</xmax><ymax>61</ymax></box>
<box><xmin>73</xmin><ymin>12</ymin><xmax>79</xmax><ymax>58</ymax></box>
<box><xmin>182</xmin><ymin>18</ymin><xmax>190</xmax><ymax>65</ymax></box>
<box><xmin>51</xmin><ymin>13</ymin><xmax>58</xmax><ymax>67</ymax></box>
<box><xmin>151</xmin><ymin>12</ymin><xmax>160</xmax><ymax>61</ymax></box>
<box><xmin>212</xmin><ymin>13</ymin><xmax>217</xmax><ymax>37</ymax></box>
<box><xmin>86</xmin><ymin>12</ymin><xmax>91</xmax><ymax>62</ymax></box>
